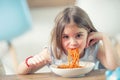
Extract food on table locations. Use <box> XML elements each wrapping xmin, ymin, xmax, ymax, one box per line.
<box><xmin>58</xmin><ymin>48</ymin><xmax>83</xmax><ymax>69</ymax></box>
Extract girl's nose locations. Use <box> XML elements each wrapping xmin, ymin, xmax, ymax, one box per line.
<box><xmin>69</xmin><ymin>38</ymin><xmax>77</xmax><ymax>47</ymax></box>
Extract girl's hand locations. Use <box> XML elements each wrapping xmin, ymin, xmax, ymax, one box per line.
<box><xmin>86</xmin><ymin>32</ymin><xmax>103</xmax><ymax>47</ymax></box>
<box><xmin>27</xmin><ymin>55</ymin><xmax>49</xmax><ymax>66</ymax></box>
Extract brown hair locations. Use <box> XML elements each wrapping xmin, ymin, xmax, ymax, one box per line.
<box><xmin>50</xmin><ymin>6</ymin><xmax>97</xmax><ymax>59</ymax></box>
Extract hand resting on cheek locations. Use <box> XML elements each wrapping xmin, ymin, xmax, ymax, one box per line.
<box><xmin>86</xmin><ymin>32</ymin><xmax>103</xmax><ymax>47</ymax></box>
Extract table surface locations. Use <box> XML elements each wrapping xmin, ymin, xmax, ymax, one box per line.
<box><xmin>0</xmin><ymin>69</ymin><xmax>106</xmax><ymax>80</ymax></box>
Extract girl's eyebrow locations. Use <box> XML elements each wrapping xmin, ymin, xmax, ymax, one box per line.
<box><xmin>76</xmin><ymin>32</ymin><xmax>84</xmax><ymax>34</ymax></box>
<box><xmin>62</xmin><ymin>32</ymin><xmax>84</xmax><ymax>35</ymax></box>
<box><xmin>62</xmin><ymin>33</ymin><xmax>67</xmax><ymax>35</ymax></box>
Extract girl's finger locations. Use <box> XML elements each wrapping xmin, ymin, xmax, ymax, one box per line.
<box><xmin>89</xmin><ymin>39</ymin><xmax>98</xmax><ymax>46</ymax></box>
<box><xmin>36</xmin><ymin>55</ymin><xmax>42</xmax><ymax>62</ymax></box>
<box><xmin>40</xmin><ymin>56</ymin><xmax>45</xmax><ymax>61</ymax></box>
<box><xmin>29</xmin><ymin>58</ymin><xmax>36</xmax><ymax>65</ymax></box>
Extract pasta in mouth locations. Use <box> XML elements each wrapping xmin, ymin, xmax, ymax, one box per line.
<box><xmin>58</xmin><ymin>48</ymin><xmax>83</xmax><ymax>69</ymax></box>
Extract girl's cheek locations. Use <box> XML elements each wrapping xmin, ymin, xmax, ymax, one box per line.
<box><xmin>62</xmin><ymin>41</ymin><xmax>68</xmax><ymax>48</ymax></box>
<box><xmin>79</xmin><ymin>39</ymin><xmax>87</xmax><ymax>48</ymax></box>
<box><xmin>64</xmin><ymin>41</ymin><xmax>69</xmax><ymax>48</ymax></box>
<box><xmin>79</xmin><ymin>40</ymin><xmax>83</xmax><ymax>45</ymax></box>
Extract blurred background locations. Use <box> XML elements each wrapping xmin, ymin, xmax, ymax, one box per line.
<box><xmin>0</xmin><ymin>0</ymin><xmax>120</xmax><ymax>75</ymax></box>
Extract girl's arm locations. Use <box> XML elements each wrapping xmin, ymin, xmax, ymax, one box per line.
<box><xmin>87</xmin><ymin>32</ymin><xmax>118</xmax><ymax>70</ymax></box>
<box><xmin>17</xmin><ymin>48</ymin><xmax>51</xmax><ymax>74</ymax></box>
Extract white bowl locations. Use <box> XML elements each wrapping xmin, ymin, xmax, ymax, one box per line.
<box><xmin>50</xmin><ymin>61</ymin><xmax>95</xmax><ymax>77</ymax></box>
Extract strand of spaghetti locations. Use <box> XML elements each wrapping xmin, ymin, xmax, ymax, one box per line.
<box><xmin>58</xmin><ymin>48</ymin><xmax>82</xmax><ymax>68</ymax></box>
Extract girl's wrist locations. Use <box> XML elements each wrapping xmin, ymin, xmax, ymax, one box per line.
<box><xmin>25</xmin><ymin>56</ymin><xmax>33</xmax><ymax>67</ymax></box>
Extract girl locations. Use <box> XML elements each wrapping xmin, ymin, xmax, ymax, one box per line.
<box><xmin>17</xmin><ymin>6</ymin><xmax>118</xmax><ymax>74</ymax></box>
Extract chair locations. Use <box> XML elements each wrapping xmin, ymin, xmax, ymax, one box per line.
<box><xmin>0</xmin><ymin>0</ymin><xmax>31</xmax><ymax>74</ymax></box>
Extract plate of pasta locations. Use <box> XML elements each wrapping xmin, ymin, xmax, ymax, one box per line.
<box><xmin>50</xmin><ymin>61</ymin><xmax>95</xmax><ymax>77</ymax></box>
<box><xmin>50</xmin><ymin>48</ymin><xmax>95</xmax><ymax>77</ymax></box>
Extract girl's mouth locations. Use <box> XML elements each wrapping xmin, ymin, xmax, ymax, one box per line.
<box><xmin>67</xmin><ymin>47</ymin><xmax>79</xmax><ymax>50</ymax></box>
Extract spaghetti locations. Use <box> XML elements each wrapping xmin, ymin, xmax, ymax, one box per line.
<box><xmin>58</xmin><ymin>48</ymin><xmax>83</xmax><ymax>69</ymax></box>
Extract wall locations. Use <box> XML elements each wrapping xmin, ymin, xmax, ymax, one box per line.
<box><xmin>76</xmin><ymin>0</ymin><xmax>120</xmax><ymax>36</ymax></box>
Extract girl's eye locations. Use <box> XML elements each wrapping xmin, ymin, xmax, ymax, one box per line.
<box><xmin>62</xmin><ymin>35</ymin><xmax>69</xmax><ymax>39</ymax></box>
<box><xmin>76</xmin><ymin>34</ymin><xmax>81</xmax><ymax>38</ymax></box>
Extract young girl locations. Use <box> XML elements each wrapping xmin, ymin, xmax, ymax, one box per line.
<box><xmin>17</xmin><ymin>6</ymin><xmax>118</xmax><ymax>74</ymax></box>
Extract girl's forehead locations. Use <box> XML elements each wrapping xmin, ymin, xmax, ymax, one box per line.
<box><xmin>63</xmin><ymin>24</ymin><xmax>86</xmax><ymax>32</ymax></box>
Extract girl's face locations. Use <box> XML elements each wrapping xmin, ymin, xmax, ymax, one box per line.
<box><xmin>62</xmin><ymin>23</ymin><xmax>88</xmax><ymax>54</ymax></box>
